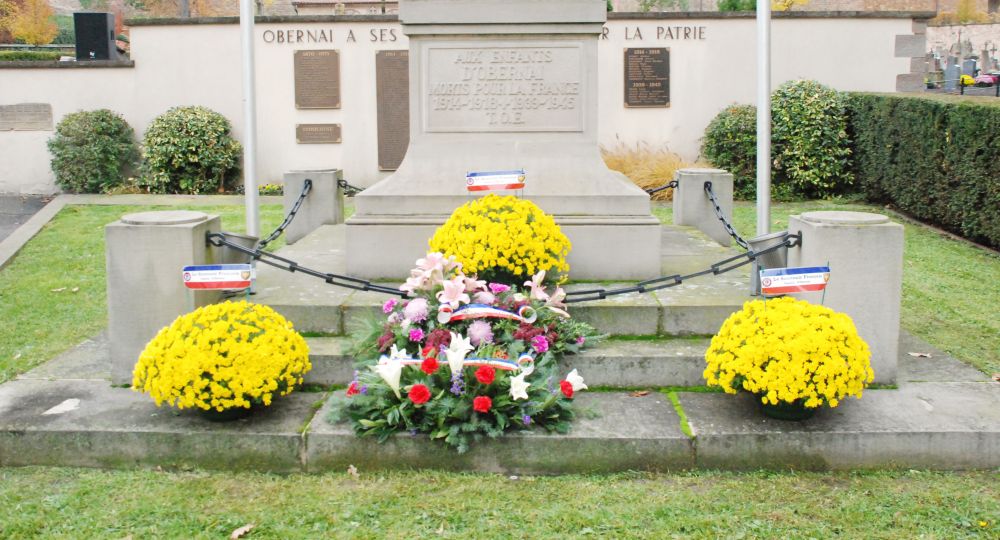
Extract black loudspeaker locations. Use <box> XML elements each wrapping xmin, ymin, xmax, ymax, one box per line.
<box><xmin>74</xmin><ymin>12</ymin><xmax>118</xmax><ymax>61</ymax></box>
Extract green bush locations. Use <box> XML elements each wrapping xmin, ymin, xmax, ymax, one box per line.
<box><xmin>0</xmin><ymin>50</ymin><xmax>63</xmax><ymax>61</ymax></box>
<box><xmin>846</xmin><ymin>93</ymin><xmax>1000</xmax><ymax>248</ymax></box>
<box><xmin>718</xmin><ymin>0</ymin><xmax>755</xmax><ymax>11</ymax></box>
<box><xmin>141</xmin><ymin>106</ymin><xmax>242</xmax><ymax>194</ymax></box>
<box><xmin>46</xmin><ymin>110</ymin><xmax>139</xmax><ymax>193</ymax></box>
<box><xmin>771</xmin><ymin>80</ymin><xmax>853</xmax><ymax>198</ymax></box>
<box><xmin>701</xmin><ymin>104</ymin><xmax>758</xmax><ymax>199</ymax></box>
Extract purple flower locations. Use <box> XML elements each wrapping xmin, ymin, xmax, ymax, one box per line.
<box><xmin>360</xmin><ymin>385</ymin><xmax>368</xmax><ymax>395</ymax></box>
<box><xmin>468</xmin><ymin>320</ymin><xmax>494</xmax><ymax>346</ymax></box>
<box><xmin>531</xmin><ymin>335</ymin><xmax>549</xmax><ymax>353</ymax></box>
<box><xmin>450</xmin><ymin>372</ymin><xmax>465</xmax><ymax>396</ymax></box>
<box><xmin>522</xmin><ymin>415</ymin><xmax>532</xmax><ymax>426</ymax></box>
<box><xmin>382</xmin><ymin>298</ymin><xmax>398</xmax><ymax>314</ymax></box>
<box><xmin>576</xmin><ymin>336</ymin><xmax>586</xmax><ymax>346</ymax></box>
<box><xmin>408</xmin><ymin>328</ymin><xmax>425</xmax><ymax>342</ymax></box>
<box><xmin>403</xmin><ymin>297</ymin><xmax>429</xmax><ymax>323</ymax></box>
<box><xmin>488</xmin><ymin>283</ymin><xmax>511</xmax><ymax>295</ymax></box>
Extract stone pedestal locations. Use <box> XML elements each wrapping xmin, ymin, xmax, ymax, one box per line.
<box><xmin>283</xmin><ymin>169</ymin><xmax>344</xmax><ymax>245</ymax></box>
<box><xmin>786</xmin><ymin>211</ymin><xmax>904</xmax><ymax>384</ymax></box>
<box><xmin>105</xmin><ymin>211</ymin><xmax>221</xmax><ymax>385</ymax></box>
<box><xmin>346</xmin><ymin>0</ymin><xmax>661</xmax><ymax>280</ymax></box>
<box><xmin>673</xmin><ymin>168</ymin><xmax>733</xmax><ymax>247</ymax></box>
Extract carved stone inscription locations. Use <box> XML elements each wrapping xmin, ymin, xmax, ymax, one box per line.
<box><xmin>624</xmin><ymin>48</ymin><xmax>669</xmax><ymax>108</ymax></box>
<box><xmin>294</xmin><ymin>50</ymin><xmax>341</xmax><ymax>109</ymax></box>
<box><xmin>425</xmin><ymin>45</ymin><xmax>583</xmax><ymax>132</ymax></box>
<box><xmin>296</xmin><ymin>123</ymin><xmax>342</xmax><ymax>144</ymax></box>
<box><xmin>376</xmin><ymin>49</ymin><xmax>410</xmax><ymax>171</ymax></box>
<box><xmin>0</xmin><ymin>103</ymin><xmax>53</xmax><ymax>131</ymax></box>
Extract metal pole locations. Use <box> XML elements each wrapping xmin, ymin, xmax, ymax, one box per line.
<box><xmin>755</xmin><ymin>0</ymin><xmax>771</xmax><ymax>237</ymax></box>
<box><xmin>240</xmin><ymin>0</ymin><xmax>260</xmax><ymax>237</ymax></box>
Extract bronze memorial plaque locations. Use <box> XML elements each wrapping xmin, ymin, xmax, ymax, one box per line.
<box><xmin>376</xmin><ymin>49</ymin><xmax>410</xmax><ymax>171</ymax></box>
<box><xmin>294</xmin><ymin>49</ymin><xmax>341</xmax><ymax>109</ymax></box>
<box><xmin>0</xmin><ymin>103</ymin><xmax>53</xmax><ymax>131</ymax></box>
<box><xmin>296</xmin><ymin>123</ymin><xmax>342</xmax><ymax>144</ymax></box>
<box><xmin>624</xmin><ymin>48</ymin><xmax>670</xmax><ymax>108</ymax></box>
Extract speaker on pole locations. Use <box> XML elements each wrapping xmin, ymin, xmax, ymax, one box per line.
<box><xmin>74</xmin><ymin>12</ymin><xmax>119</xmax><ymax>61</ymax></box>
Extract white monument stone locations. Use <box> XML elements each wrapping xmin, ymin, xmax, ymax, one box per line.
<box><xmin>346</xmin><ymin>0</ymin><xmax>661</xmax><ymax>280</ymax></box>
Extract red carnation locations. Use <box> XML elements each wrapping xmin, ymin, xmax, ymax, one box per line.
<box><xmin>408</xmin><ymin>384</ymin><xmax>431</xmax><ymax>405</ymax></box>
<box><xmin>474</xmin><ymin>365</ymin><xmax>496</xmax><ymax>385</ymax></box>
<box><xmin>421</xmin><ymin>345</ymin><xmax>438</xmax><ymax>358</ymax></box>
<box><xmin>346</xmin><ymin>381</ymin><xmax>360</xmax><ymax>397</ymax></box>
<box><xmin>473</xmin><ymin>395</ymin><xmax>492</xmax><ymax>413</ymax></box>
<box><xmin>421</xmin><ymin>356</ymin><xmax>440</xmax><ymax>375</ymax></box>
<box><xmin>560</xmin><ymin>380</ymin><xmax>574</xmax><ymax>398</ymax></box>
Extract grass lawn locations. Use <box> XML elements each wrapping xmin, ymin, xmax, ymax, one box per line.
<box><xmin>0</xmin><ymin>468</ymin><xmax>996</xmax><ymax>538</ymax></box>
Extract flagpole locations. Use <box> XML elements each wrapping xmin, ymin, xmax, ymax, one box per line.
<box><xmin>240</xmin><ymin>0</ymin><xmax>260</xmax><ymax>238</ymax></box>
<box><xmin>756</xmin><ymin>0</ymin><xmax>771</xmax><ymax>237</ymax></box>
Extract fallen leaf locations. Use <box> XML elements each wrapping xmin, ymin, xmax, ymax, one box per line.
<box><xmin>992</xmin><ymin>374</ymin><xmax>1000</xmax><ymax>383</ymax></box>
<box><xmin>436</xmin><ymin>521</ymin><xmax>446</xmax><ymax>535</ymax></box>
<box><xmin>629</xmin><ymin>390</ymin><xmax>650</xmax><ymax>397</ymax></box>
<box><xmin>71</xmin><ymin>287</ymin><xmax>80</xmax><ymax>293</ymax></box>
<box><xmin>347</xmin><ymin>464</ymin><xmax>359</xmax><ymax>479</ymax></box>
<box><xmin>907</xmin><ymin>352</ymin><xmax>932</xmax><ymax>358</ymax></box>
<box><xmin>50</xmin><ymin>287</ymin><xmax>66</xmax><ymax>293</ymax></box>
<box><xmin>230</xmin><ymin>523</ymin><xmax>254</xmax><ymax>539</ymax></box>
<box><xmin>12</xmin><ymin>353</ymin><xmax>21</xmax><ymax>360</ymax></box>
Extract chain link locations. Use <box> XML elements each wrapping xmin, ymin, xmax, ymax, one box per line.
<box><xmin>338</xmin><ymin>178</ymin><xmax>363</xmax><ymax>197</ymax></box>
<box><xmin>645</xmin><ymin>179</ymin><xmax>678</xmax><ymax>196</ymax></box>
<box><xmin>258</xmin><ymin>179</ymin><xmax>312</xmax><ymax>250</ymax></box>
<box><xmin>704</xmin><ymin>180</ymin><xmax>750</xmax><ymax>251</ymax></box>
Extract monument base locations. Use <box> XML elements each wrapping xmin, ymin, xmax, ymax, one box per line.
<box><xmin>346</xmin><ymin>213</ymin><xmax>662</xmax><ymax>280</ymax></box>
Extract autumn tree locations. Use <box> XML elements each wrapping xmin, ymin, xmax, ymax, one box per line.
<box><xmin>0</xmin><ymin>0</ymin><xmax>25</xmax><ymax>43</ymax></box>
<box><xmin>10</xmin><ymin>0</ymin><xmax>56</xmax><ymax>45</ymax></box>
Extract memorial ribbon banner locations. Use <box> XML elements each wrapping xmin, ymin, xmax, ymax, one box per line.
<box><xmin>759</xmin><ymin>266</ymin><xmax>831</xmax><ymax>296</ymax></box>
<box><xmin>182</xmin><ymin>264</ymin><xmax>254</xmax><ymax>290</ymax></box>
<box><xmin>466</xmin><ymin>170</ymin><xmax>526</xmax><ymax>192</ymax></box>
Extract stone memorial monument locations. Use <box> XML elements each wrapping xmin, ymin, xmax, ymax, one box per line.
<box><xmin>346</xmin><ymin>0</ymin><xmax>662</xmax><ymax>280</ymax></box>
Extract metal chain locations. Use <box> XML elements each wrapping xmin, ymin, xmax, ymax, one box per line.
<box><xmin>563</xmin><ymin>235</ymin><xmax>798</xmax><ymax>303</ymax></box>
<box><xmin>704</xmin><ymin>180</ymin><xmax>750</xmax><ymax>251</ymax></box>
<box><xmin>258</xmin><ymin>179</ymin><xmax>312</xmax><ymax>250</ymax></box>
<box><xmin>338</xmin><ymin>178</ymin><xmax>363</xmax><ymax>197</ymax></box>
<box><xmin>645</xmin><ymin>179</ymin><xmax>678</xmax><ymax>196</ymax></box>
<box><xmin>208</xmin><ymin>232</ymin><xmax>407</xmax><ymax>297</ymax></box>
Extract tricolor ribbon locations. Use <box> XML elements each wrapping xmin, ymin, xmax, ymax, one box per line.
<box><xmin>394</xmin><ymin>353</ymin><xmax>534</xmax><ymax>372</ymax></box>
<box><xmin>437</xmin><ymin>303</ymin><xmax>537</xmax><ymax>325</ymax></box>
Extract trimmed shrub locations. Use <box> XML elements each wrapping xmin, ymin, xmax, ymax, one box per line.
<box><xmin>0</xmin><ymin>50</ymin><xmax>63</xmax><ymax>61</ymax></box>
<box><xmin>701</xmin><ymin>104</ymin><xmax>759</xmax><ymax>199</ymax></box>
<box><xmin>771</xmin><ymin>79</ymin><xmax>853</xmax><ymax>198</ymax></box>
<box><xmin>846</xmin><ymin>93</ymin><xmax>1000</xmax><ymax>248</ymax></box>
<box><xmin>141</xmin><ymin>106</ymin><xmax>242</xmax><ymax>194</ymax></box>
<box><xmin>47</xmin><ymin>109</ymin><xmax>139</xmax><ymax>193</ymax></box>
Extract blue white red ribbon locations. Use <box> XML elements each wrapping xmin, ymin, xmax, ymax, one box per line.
<box><xmin>466</xmin><ymin>169</ymin><xmax>526</xmax><ymax>192</ymax></box>
<box><xmin>393</xmin><ymin>353</ymin><xmax>533</xmax><ymax>372</ymax></box>
<box><xmin>760</xmin><ymin>266</ymin><xmax>831</xmax><ymax>296</ymax></box>
<box><xmin>438</xmin><ymin>303</ymin><xmax>537</xmax><ymax>325</ymax></box>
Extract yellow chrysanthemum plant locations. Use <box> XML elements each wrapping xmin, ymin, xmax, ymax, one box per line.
<box><xmin>703</xmin><ymin>297</ymin><xmax>874</xmax><ymax>419</ymax></box>
<box><xmin>132</xmin><ymin>301</ymin><xmax>311</xmax><ymax>416</ymax></box>
<box><xmin>428</xmin><ymin>194</ymin><xmax>571</xmax><ymax>284</ymax></box>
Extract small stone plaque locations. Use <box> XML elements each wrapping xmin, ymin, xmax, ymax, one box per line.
<box><xmin>296</xmin><ymin>123</ymin><xmax>342</xmax><ymax>144</ymax></box>
<box><xmin>0</xmin><ymin>103</ymin><xmax>53</xmax><ymax>131</ymax></box>
<box><xmin>294</xmin><ymin>50</ymin><xmax>341</xmax><ymax>109</ymax></box>
<box><xmin>376</xmin><ymin>49</ymin><xmax>410</xmax><ymax>171</ymax></box>
<box><xmin>624</xmin><ymin>48</ymin><xmax>670</xmax><ymax>108</ymax></box>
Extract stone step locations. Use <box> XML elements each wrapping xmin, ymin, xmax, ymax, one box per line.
<box><xmin>304</xmin><ymin>336</ymin><xmax>712</xmax><ymax>388</ymax></box>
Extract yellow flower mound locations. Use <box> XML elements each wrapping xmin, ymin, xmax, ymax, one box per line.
<box><xmin>132</xmin><ymin>301</ymin><xmax>310</xmax><ymax>412</ymax></box>
<box><xmin>703</xmin><ymin>297</ymin><xmax>873</xmax><ymax>409</ymax></box>
<box><xmin>428</xmin><ymin>194</ymin><xmax>571</xmax><ymax>280</ymax></box>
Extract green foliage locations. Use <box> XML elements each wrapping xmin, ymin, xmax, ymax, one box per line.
<box><xmin>700</xmin><ymin>104</ymin><xmax>759</xmax><ymax>199</ymax></box>
<box><xmin>846</xmin><ymin>92</ymin><xmax>1000</xmax><ymax>249</ymax></box>
<box><xmin>771</xmin><ymin>79</ymin><xmax>853</xmax><ymax>198</ymax></box>
<box><xmin>51</xmin><ymin>14</ymin><xmax>73</xmax><ymax>44</ymax></box>
<box><xmin>46</xmin><ymin>110</ymin><xmax>139</xmax><ymax>193</ymax></box>
<box><xmin>141</xmin><ymin>106</ymin><xmax>242</xmax><ymax>194</ymax></box>
<box><xmin>638</xmin><ymin>0</ymin><xmax>688</xmax><ymax>12</ymax></box>
<box><xmin>718</xmin><ymin>0</ymin><xmax>755</xmax><ymax>11</ymax></box>
<box><xmin>0</xmin><ymin>49</ymin><xmax>60</xmax><ymax>60</ymax></box>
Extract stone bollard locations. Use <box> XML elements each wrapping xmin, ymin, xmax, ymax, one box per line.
<box><xmin>672</xmin><ymin>168</ymin><xmax>734</xmax><ymax>247</ymax></box>
<box><xmin>283</xmin><ymin>169</ymin><xmax>344</xmax><ymax>245</ymax></box>
<box><xmin>786</xmin><ymin>211</ymin><xmax>904</xmax><ymax>384</ymax></box>
<box><xmin>105</xmin><ymin>211</ymin><xmax>221</xmax><ymax>385</ymax></box>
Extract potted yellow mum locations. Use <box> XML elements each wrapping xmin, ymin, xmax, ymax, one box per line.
<box><xmin>132</xmin><ymin>301</ymin><xmax>311</xmax><ymax>421</ymax></box>
<box><xmin>703</xmin><ymin>297</ymin><xmax>874</xmax><ymax>420</ymax></box>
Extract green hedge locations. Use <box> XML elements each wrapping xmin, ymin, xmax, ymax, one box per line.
<box><xmin>846</xmin><ymin>93</ymin><xmax>1000</xmax><ymax>248</ymax></box>
<box><xmin>0</xmin><ymin>51</ymin><xmax>64</xmax><ymax>61</ymax></box>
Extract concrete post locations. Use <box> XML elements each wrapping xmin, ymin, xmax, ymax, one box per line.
<box><xmin>105</xmin><ymin>211</ymin><xmax>221</xmax><ymax>385</ymax></box>
<box><xmin>283</xmin><ymin>169</ymin><xmax>344</xmax><ymax>245</ymax></box>
<box><xmin>786</xmin><ymin>211</ymin><xmax>904</xmax><ymax>384</ymax></box>
<box><xmin>673</xmin><ymin>168</ymin><xmax>734</xmax><ymax>247</ymax></box>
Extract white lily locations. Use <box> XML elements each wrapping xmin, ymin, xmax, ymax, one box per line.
<box><xmin>373</xmin><ymin>355</ymin><xmax>403</xmax><ymax>399</ymax></box>
<box><xmin>565</xmin><ymin>368</ymin><xmax>588</xmax><ymax>392</ymax></box>
<box><xmin>509</xmin><ymin>372</ymin><xmax>530</xmax><ymax>401</ymax></box>
<box><xmin>444</xmin><ymin>332</ymin><xmax>474</xmax><ymax>375</ymax></box>
<box><xmin>388</xmin><ymin>344</ymin><xmax>409</xmax><ymax>362</ymax></box>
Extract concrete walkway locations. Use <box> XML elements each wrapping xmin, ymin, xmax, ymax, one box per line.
<box><xmin>0</xmin><ymin>194</ymin><xmax>51</xmax><ymax>243</ymax></box>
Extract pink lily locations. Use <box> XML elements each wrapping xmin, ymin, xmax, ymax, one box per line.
<box><xmin>524</xmin><ymin>270</ymin><xmax>550</xmax><ymax>302</ymax></box>
<box><xmin>436</xmin><ymin>275</ymin><xmax>471</xmax><ymax>308</ymax></box>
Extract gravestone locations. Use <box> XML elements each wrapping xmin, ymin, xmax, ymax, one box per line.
<box><xmin>346</xmin><ymin>0</ymin><xmax>661</xmax><ymax>280</ymax></box>
<box><xmin>944</xmin><ymin>61</ymin><xmax>960</xmax><ymax>91</ymax></box>
<box><xmin>962</xmin><ymin>58</ymin><xmax>977</xmax><ymax>77</ymax></box>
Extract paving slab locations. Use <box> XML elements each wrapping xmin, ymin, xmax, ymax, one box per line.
<box><xmin>563</xmin><ymin>282</ymin><xmax>661</xmax><ymax>335</ymax></box>
<box><xmin>680</xmin><ymin>382</ymin><xmax>1000</xmax><ymax>470</ymax></box>
<box><xmin>653</xmin><ymin>276</ymin><xmax>749</xmax><ymax>336</ymax></box>
<box><xmin>306</xmin><ymin>392</ymin><xmax>693</xmax><ymax>474</ymax></box>
<box><xmin>897</xmin><ymin>331</ymin><xmax>992</xmax><ymax>383</ymax></box>
<box><xmin>0</xmin><ymin>379</ymin><xmax>320</xmax><ymax>472</ymax></box>
<box><xmin>18</xmin><ymin>332</ymin><xmax>110</xmax><ymax>381</ymax></box>
<box><xmin>304</xmin><ymin>336</ymin><xmax>353</xmax><ymax>386</ymax></box>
